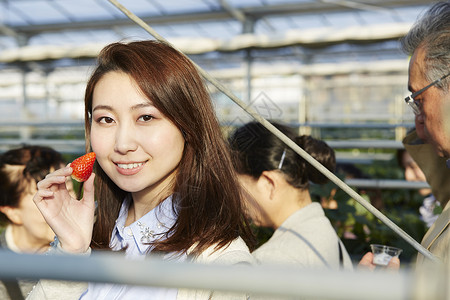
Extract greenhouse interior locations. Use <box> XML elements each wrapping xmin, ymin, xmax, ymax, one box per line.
<box><xmin>0</xmin><ymin>1</ymin><xmax>447</xmax><ymax>299</ymax></box>
<box><xmin>0</xmin><ymin>0</ymin><xmax>427</xmax><ymax>153</ymax></box>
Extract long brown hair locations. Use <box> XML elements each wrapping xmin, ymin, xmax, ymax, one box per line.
<box><xmin>84</xmin><ymin>40</ymin><xmax>255</xmax><ymax>255</ymax></box>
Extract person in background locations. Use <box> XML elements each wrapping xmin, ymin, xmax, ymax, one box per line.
<box><xmin>228</xmin><ymin>121</ymin><xmax>353</xmax><ymax>270</ymax></box>
<box><xmin>397</xmin><ymin>147</ymin><xmax>440</xmax><ymax>228</ymax></box>
<box><xmin>402</xmin><ymin>121</ymin><xmax>450</xmax><ymax>215</ymax></box>
<box><xmin>0</xmin><ymin>145</ymin><xmax>72</xmax><ymax>299</ymax></box>
<box><xmin>29</xmin><ymin>40</ymin><xmax>255</xmax><ymax>300</ymax></box>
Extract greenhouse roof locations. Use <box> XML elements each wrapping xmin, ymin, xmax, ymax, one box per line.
<box><xmin>0</xmin><ymin>0</ymin><xmax>432</xmax><ymax>63</ymax></box>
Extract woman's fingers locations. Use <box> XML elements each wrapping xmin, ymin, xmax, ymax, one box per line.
<box><xmin>47</xmin><ymin>166</ymin><xmax>73</xmax><ymax>177</ymax></box>
<box><xmin>37</xmin><ymin>167</ymin><xmax>71</xmax><ymax>188</ymax></box>
<box><xmin>35</xmin><ymin>188</ymin><xmax>54</xmax><ymax>199</ymax></box>
<box><xmin>34</xmin><ymin>167</ymin><xmax>73</xmax><ymax>204</ymax></box>
<box><xmin>80</xmin><ymin>173</ymin><xmax>96</xmax><ymax>209</ymax></box>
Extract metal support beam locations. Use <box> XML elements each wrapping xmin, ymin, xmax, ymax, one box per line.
<box><xmin>319</xmin><ymin>0</ymin><xmax>392</xmax><ymax>14</ymax></box>
<box><xmin>0</xmin><ymin>24</ymin><xmax>19</xmax><ymax>38</ymax></box>
<box><xmin>218</xmin><ymin>0</ymin><xmax>247</xmax><ymax>24</ymax></box>
<box><xmin>3</xmin><ymin>0</ymin><xmax>431</xmax><ymax>36</ymax></box>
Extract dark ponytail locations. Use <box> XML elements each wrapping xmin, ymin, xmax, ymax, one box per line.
<box><xmin>293</xmin><ymin>135</ymin><xmax>335</xmax><ymax>186</ymax></box>
<box><xmin>229</xmin><ymin>121</ymin><xmax>335</xmax><ymax>189</ymax></box>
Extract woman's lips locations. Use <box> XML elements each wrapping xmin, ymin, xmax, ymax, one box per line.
<box><xmin>115</xmin><ymin>161</ymin><xmax>146</xmax><ymax>175</ymax></box>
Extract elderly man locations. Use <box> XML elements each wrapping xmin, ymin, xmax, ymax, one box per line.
<box><xmin>358</xmin><ymin>2</ymin><xmax>450</xmax><ymax>277</ymax></box>
<box><xmin>400</xmin><ymin>1</ymin><xmax>450</xmax><ymax>270</ymax></box>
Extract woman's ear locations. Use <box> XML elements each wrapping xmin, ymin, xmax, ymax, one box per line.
<box><xmin>0</xmin><ymin>206</ymin><xmax>23</xmax><ymax>225</ymax></box>
<box><xmin>259</xmin><ymin>170</ymin><xmax>279</xmax><ymax>200</ymax></box>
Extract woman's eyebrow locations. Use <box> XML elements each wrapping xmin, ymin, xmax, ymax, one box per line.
<box><xmin>130</xmin><ymin>102</ymin><xmax>154</xmax><ymax>111</ymax></box>
<box><xmin>92</xmin><ymin>105</ymin><xmax>113</xmax><ymax>112</ymax></box>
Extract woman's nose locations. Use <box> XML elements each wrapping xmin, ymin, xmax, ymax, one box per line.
<box><xmin>114</xmin><ymin>123</ymin><xmax>138</xmax><ymax>154</ymax></box>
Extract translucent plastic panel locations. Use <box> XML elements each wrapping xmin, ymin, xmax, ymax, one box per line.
<box><xmin>6</xmin><ymin>0</ymin><xmax>69</xmax><ymax>25</ymax></box>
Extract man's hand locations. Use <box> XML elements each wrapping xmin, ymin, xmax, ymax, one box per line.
<box><xmin>358</xmin><ymin>252</ymin><xmax>400</xmax><ymax>271</ymax></box>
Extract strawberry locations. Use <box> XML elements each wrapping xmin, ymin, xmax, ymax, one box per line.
<box><xmin>71</xmin><ymin>152</ymin><xmax>96</xmax><ymax>182</ymax></box>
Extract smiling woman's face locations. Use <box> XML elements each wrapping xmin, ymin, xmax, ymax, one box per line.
<box><xmin>90</xmin><ymin>71</ymin><xmax>185</xmax><ymax>199</ymax></box>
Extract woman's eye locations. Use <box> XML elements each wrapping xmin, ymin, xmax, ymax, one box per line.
<box><xmin>98</xmin><ymin>116</ymin><xmax>114</xmax><ymax>124</ymax></box>
<box><xmin>138</xmin><ymin>115</ymin><xmax>153</xmax><ymax>122</ymax></box>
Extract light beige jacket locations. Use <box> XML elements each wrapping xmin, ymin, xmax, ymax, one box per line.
<box><xmin>415</xmin><ymin>200</ymin><xmax>450</xmax><ymax>268</ymax></box>
<box><xmin>403</xmin><ymin>130</ymin><xmax>450</xmax><ymax>299</ymax></box>
<box><xmin>402</xmin><ymin>130</ymin><xmax>450</xmax><ymax>266</ymax></box>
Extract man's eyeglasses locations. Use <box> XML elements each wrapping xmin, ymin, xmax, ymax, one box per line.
<box><xmin>404</xmin><ymin>72</ymin><xmax>450</xmax><ymax>115</ymax></box>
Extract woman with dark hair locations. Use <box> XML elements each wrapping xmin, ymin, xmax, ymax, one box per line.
<box><xmin>31</xmin><ymin>40</ymin><xmax>255</xmax><ymax>299</ymax></box>
<box><xmin>0</xmin><ymin>145</ymin><xmax>65</xmax><ymax>253</ymax></box>
<box><xmin>229</xmin><ymin>121</ymin><xmax>352</xmax><ymax>270</ymax></box>
<box><xmin>0</xmin><ymin>145</ymin><xmax>72</xmax><ymax>299</ymax></box>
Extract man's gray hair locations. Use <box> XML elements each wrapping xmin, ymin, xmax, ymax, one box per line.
<box><xmin>401</xmin><ymin>1</ymin><xmax>450</xmax><ymax>91</ymax></box>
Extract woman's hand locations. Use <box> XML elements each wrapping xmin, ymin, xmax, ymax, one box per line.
<box><xmin>33</xmin><ymin>166</ymin><xmax>96</xmax><ymax>253</ymax></box>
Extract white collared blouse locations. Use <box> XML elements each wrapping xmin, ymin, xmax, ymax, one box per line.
<box><xmin>81</xmin><ymin>195</ymin><xmax>185</xmax><ymax>300</ymax></box>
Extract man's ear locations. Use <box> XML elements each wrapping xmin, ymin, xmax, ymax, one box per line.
<box><xmin>0</xmin><ymin>206</ymin><xmax>22</xmax><ymax>225</ymax></box>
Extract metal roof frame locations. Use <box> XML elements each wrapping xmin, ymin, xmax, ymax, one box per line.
<box><xmin>0</xmin><ymin>0</ymin><xmax>431</xmax><ymax>44</ymax></box>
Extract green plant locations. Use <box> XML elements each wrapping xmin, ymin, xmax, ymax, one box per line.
<box><xmin>310</xmin><ymin>158</ymin><xmax>428</xmax><ymax>266</ymax></box>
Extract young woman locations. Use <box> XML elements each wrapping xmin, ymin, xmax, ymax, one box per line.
<box><xmin>31</xmin><ymin>40</ymin><xmax>255</xmax><ymax>299</ymax></box>
<box><xmin>228</xmin><ymin>121</ymin><xmax>353</xmax><ymax>270</ymax></box>
<box><xmin>0</xmin><ymin>145</ymin><xmax>72</xmax><ymax>299</ymax></box>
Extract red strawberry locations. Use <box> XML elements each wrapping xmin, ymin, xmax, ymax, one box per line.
<box><xmin>71</xmin><ymin>152</ymin><xmax>96</xmax><ymax>182</ymax></box>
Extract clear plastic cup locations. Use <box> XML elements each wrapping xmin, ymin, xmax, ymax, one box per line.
<box><xmin>370</xmin><ymin>244</ymin><xmax>402</xmax><ymax>266</ymax></box>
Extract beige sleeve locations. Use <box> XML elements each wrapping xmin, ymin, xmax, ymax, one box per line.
<box><xmin>26</xmin><ymin>241</ymin><xmax>90</xmax><ymax>300</ymax></box>
<box><xmin>26</xmin><ymin>280</ymin><xmax>87</xmax><ymax>300</ymax></box>
<box><xmin>177</xmin><ymin>238</ymin><xmax>255</xmax><ymax>300</ymax></box>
